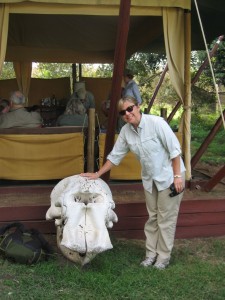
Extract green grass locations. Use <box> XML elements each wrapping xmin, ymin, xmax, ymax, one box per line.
<box><xmin>1</xmin><ymin>236</ymin><xmax>225</xmax><ymax>300</ymax></box>
<box><xmin>190</xmin><ymin>113</ymin><xmax>225</xmax><ymax>165</ymax></box>
<box><xmin>170</xmin><ymin>111</ymin><xmax>225</xmax><ymax>165</ymax></box>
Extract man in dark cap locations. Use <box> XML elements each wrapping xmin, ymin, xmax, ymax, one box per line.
<box><xmin>123</xmin><ymin>69</ymin><xmax>142</xmax><ymax>104</ymax></box>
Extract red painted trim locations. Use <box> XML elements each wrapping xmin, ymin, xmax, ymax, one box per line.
<box><xmin>1</xmin><ymin>200</ymin><xmax>225</xmax><ymax>239</ymax></box>
<box><xmin>0</xmin><ymin>206</ymin><xmax>49</xmax><ymax>221</ymax></box>
<box><xmin>179</xmin><ymin>199</ymin><xmax>225</xmax><ymax>213</ymax></box>
<box><xmin>0</xmin><ymin>185</ymin><xmax>53</xmax><ymax>194</ymax></box>
<box><xmin>175</xmin><ymin>224</ymin><xmax>225</xmax><ymax>239</ymax></box>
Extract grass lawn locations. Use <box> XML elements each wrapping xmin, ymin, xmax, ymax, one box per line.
<box><xmin>190</xmin><ymin>113</ymin><xmax>225</xmax><ymax>165</ymax></box>
<box><xmin>170</xmin><ymin>111</ymin><xmax>225</xmax><ymax>165</ymax></box>
<box><xmin>1</xmin><ymin>112</ymin><xmax>224</xmax><ymax>300</ymax></box>
<box><xmin>0</xmin><ymin>235</ymin><xmax>225</xmax><ymax>300</ymax></box>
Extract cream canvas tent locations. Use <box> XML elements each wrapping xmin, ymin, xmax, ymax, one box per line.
<box><xmin>0</xmin><ymin>0</ymin><xmax>192</xmax><ymax>178</ymax></box>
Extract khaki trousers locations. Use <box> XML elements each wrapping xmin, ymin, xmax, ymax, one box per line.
<box><xmin>144</xmin><ymin>180</ymin><xmax>184</xmax><ymax>263</ymax></box>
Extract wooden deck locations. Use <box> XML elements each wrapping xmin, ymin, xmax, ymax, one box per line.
<box><xmin>1</xmin><ymin>175</ymin><xmax>225</xmax><ymax>240</ymax></box>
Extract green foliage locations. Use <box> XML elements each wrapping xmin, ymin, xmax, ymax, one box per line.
<box><xmin>32</xmin><ymin>63</ymin><xmax>72</xmax><ymax>79</ymax></box>
<box><xmin>1</xmin><ymin>42</ymin><xmax>224</xmax><ymax>118</ymax></box>
<box><xmin>127</xmin><ymin>52</ymin><xmax>166</xmax><ymax>75</ymax></box>
<box><xmin>191</xmin><ymin>39</ymin><xmax>225</xmax><ymax>89</ymax></box>
<box><xmin>0</xmin><ymin>237</ymin><xmax>225</xmax><ymax>299</ymax></box>
<box><xmin>191</xmin><ymin>113</ymin><xmax>225</xmax><ymax>165</ymax></box>
<box><xmin>0</xmin><ymin>62</ymin><xmax>15</xmax><ymax>79</ymax></box>
<box><xmin>125</xmin><ymin>53</ymin><xmax>167</xmax><ymax>106</ymax></box>
<box><xmin>95</xmin><ymin>64</ymin><xmax>113</xmax><ymax>77</ymax></box>
<box><xmin>191</xmin><ymin>86</ymin><xmax>216</xmax><ymax>113</ymax></box>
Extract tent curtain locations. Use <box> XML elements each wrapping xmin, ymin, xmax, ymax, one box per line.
<box><xmin>0</xmin><ymin>0</ymin><xmax>190</xmax><ymax>16</ymax></box>
<box><xmin>163</xmin><ymin>7</ymin><xmax>184</xmax><ymax>102</ymax></box>
<box><xmin>183</xmin><ymin>11</ymin><xmax>192</xmax><ymax>180</ymax></box>
<box><xmin>13</xmin><ymin>61</ymin><xmax>32</xmax><ymax>105</ymax></box>
<box><xmin>0</xmin><ymin>4</ymin><xmax>9</xmax><ymax>75</ymax></box>
<box><xmin>0</xmin><ymin>132</ymin><xmax>84</xmax><ymax>180</ymax></box>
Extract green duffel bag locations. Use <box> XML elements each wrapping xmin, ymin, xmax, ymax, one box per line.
<box><xmin>0</xmin><ymin>222</ymin><xmax>54</xmax><ymax>264</ymax></box>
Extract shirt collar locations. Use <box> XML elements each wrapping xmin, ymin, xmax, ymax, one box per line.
<box><xmin>129</xmin><ymin>113</ymin><xmax>143</xmax><ymax>132</ymax></box>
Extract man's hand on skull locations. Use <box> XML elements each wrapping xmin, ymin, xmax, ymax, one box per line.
<box><xmin>80</xmin><ymin>172</ymin><xmax>99</xmax><ymax>180</ymax></box>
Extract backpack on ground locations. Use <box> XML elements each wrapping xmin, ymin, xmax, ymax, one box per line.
<box><xmin>0</xmin><ymin>222</ymin><xmax>54</xmax><ymax>264</ymax></box>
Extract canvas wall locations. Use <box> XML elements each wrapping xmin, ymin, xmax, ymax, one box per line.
<box><xmin>0</xmin><ymin>77</ymin><xmax>71</xmax><ymax>106</ymax></box>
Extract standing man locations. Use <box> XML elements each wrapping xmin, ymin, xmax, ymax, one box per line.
<box><xmin>123</xmin><ymin>69</ymin><xmax>142</xmax><ymax>104</ymax></box>
<box><xmin>81</xmin><ymin>96</ymin><xmax>185</xmax><ymax>270</ymax></box>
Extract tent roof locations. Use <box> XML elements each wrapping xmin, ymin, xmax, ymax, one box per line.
<box><xmin>1</xmin><ymin>0</ymin><xmax>224</xmax><ymax>63</ymax></box>
<box><xmin>191</xmin><ymin>0</ymin><xmax>225</xmax><ymax>50</ymax></box>
<box><xmin>6</xmin><ymin>14</ymin><xmax>164</xmax><ymax>63</ymax></box>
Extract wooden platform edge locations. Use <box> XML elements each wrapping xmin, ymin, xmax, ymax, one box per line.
<box><xmin>0</xmin><ymin>199</ymin><xmax>225</xmax><ymax>239</ymax></box>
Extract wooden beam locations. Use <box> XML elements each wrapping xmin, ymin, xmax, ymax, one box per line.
<box><xmin>204</xmin><ymin>165</ymin><xmax>225</xmax><ymax>192</ymax></box>
<box><xmin>102</xmin><ymin>0</ymin><xmax>131</xmax><ymax>182</ymax></box>
<box><xmin>146</xmin><ymin>64</ymin><xmax>168</xmax><ymax>114</ymax></box>
<box><xmin>87</xmin><ymin>108</ymin><xmax>95</xmax><ymax>172</ymax></box>
<box><xmin>72</xmin><ymin>63</ymin><xmax>76</xmax><ymax>93</ymax></box>
<box><xmin>191</xmin><ymin>109</ymin><xmax>225</xmax><ymax>169</ymax></box>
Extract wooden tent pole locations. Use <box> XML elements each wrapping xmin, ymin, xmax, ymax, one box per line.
<box><xmin>146</xmin><ymin>64</ymin><xmax>168</xmax><ymax>114</ymax></box>
<box><xmin>72</xmin><ymin>63</ymin><xmax>76</xmax><ymax>93</ymax></box>
<box><xmin>102</xmin><ymin>0</ymin><xmax>131</xmax><ymax>182</ymax></box>
<box><xmin>87</xmin><ymin>108</ymin><xmax>95</xmax><ymax>172</ymax></box>
<box><xmin>167</xmin><ymin>101</ymin><xmax>181</xmax><ymax>123</ymax></box>
<box><xmin>204</xmin><ymin>165</ymin><xmax>225</xmax><ymax>192</ymax></box>
<box><xmin>78</xmin><ymin>63</ymin><xmax>82</xmax><ymax>81</ymax></box>
<box><xmin>183</xmin><ymin>10</ymin><xmax>192</xmax><ymax>181</ymax></box>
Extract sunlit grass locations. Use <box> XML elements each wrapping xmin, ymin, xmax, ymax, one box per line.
<box><xmin>0</xmin><ymin>237</ymin><xmax>225</xmax><ymax>300</ymax></box>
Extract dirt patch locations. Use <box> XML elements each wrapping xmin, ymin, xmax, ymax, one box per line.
<box><xmin>44</xmin><ymin>234</ymin><xmax>225</xmax><ymax>266</ymax></box>
<box><xmin>194</xmin><ymin>162</ymin><xmax>225</xmax><ymax>183</ymax></box>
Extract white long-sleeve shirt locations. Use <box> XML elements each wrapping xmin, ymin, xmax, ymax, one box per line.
<box><xmin>107</xmin><ymin>114</ymin><xmax>186</xmax><ymax>193</ymax></box>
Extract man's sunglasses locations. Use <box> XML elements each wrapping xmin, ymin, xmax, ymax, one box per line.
<box><xmin>119</xmin><ymin>105</ymin><xmax>136</xmax><ymax>116</ymax></box>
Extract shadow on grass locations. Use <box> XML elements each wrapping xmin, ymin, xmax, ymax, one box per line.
<box><xmin>0</xmin><ymin>236</ymin><xmax>225</xmax><ymax>300</ymax></box>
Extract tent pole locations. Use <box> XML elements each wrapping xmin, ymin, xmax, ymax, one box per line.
<box><xmin>87</xmin><ymin>108</ymin><xmax>95</xmax><ymax>173</ymax></box>
<box><xmin>146</xmin><ymin>64</ymin><xmax>168</xmax><ymax>114</ymax></box>
<box><xmin>191</xmin><ymin>109</ymin><xmax>225</xmax><ymax>169</ymax></box>
<box><xmin>183</xmin><ymin>10</ymin><xmax>192</xmax><ymax>181</ymax></box>
<box><xmin>79</xmin><ymin>63</ymin><xmax>82</xmax><ymax>81</ymax></box>
<box><xmin>72</xmin><ymin>63</ymin><xmax>76</xmax><ymax>93</ymax></box>
<box><xmin>102</xmin><ymin>0</ymin><xmax>131</xmax><ymax>182</ymax></box>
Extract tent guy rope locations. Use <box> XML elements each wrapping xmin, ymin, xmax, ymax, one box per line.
<box><xmin>194</xmin><ymin>0</ymin><xmax>225</xmax><ymax>130</ymax></box>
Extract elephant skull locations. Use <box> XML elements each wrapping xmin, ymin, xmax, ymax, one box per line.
<box><xmin>46</xmin><ymin>175</ymin><xmax>118</xmax><ymax>265</ymax></box>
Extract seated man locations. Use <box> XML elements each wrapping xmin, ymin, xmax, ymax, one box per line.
<box><xmin>0</xmin><ymin>91</ymin><xmax>42</xmax><ymax>128</ymax></box>
<box><xmin>0</xmin><ymin>99</ymin><xmax>10</xmax><ymax>115</ymax></box>
<box><xmin>56</xmin><ymin>97</ymin><xmax>88</xmax><ymax>127</ymax></box>
<box><xmin>73</xmin><ymin>82</ymin><xmax>95</xmax><ymax>111</ymax></box>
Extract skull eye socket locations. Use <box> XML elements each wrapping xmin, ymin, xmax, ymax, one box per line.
<box><xmin>72</xmin><ymin>193</ymin><xmax>105</xmax><ymax>204</ymax></box>
<box><xmin>74</xmin><ymin>195</ymin><xmax>81</xmax><ymax>202</ymax></box>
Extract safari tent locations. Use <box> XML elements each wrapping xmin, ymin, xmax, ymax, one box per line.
<box><xmin>0</xmin><ymin>0</ymin><xmax>192</xmax><ymax>177</ymax></box>
<box><xmin>1</xmin><ymin>0</ymin><xmax>225</xmax><ymax>181</ymax></box>
<box><xmin>0</xmin><ymin>0</ymin><xmax>225</xmax><ymax>239</ymax></box>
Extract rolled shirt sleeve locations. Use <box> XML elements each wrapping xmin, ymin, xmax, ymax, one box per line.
<box><xmin>107</xmin><ymin>130</ymin><xmax>130</xmax><ymax>166</ymax></box>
